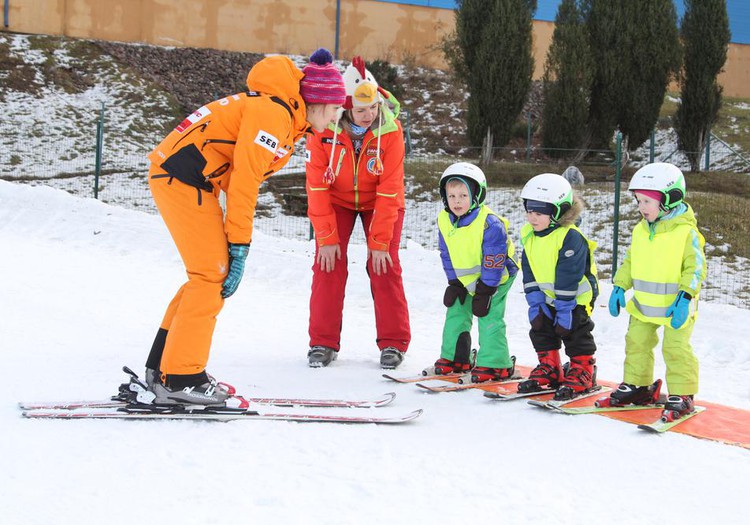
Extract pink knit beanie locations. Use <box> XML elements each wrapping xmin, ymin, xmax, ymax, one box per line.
<box><xmin>633</xmin><ymin>189</ymin><xmax>663</xmax><ymax>203</ymax></box>
<box><xmin>300</xmin><ymin>48</ymin><xmax>346</xmax><ymax>105</ymax></box>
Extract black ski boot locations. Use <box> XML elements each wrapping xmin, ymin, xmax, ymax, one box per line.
<box><xmin>599</xmin><ymin>379</ymin><xmax>663</xmax><ymax>407</ymax></box>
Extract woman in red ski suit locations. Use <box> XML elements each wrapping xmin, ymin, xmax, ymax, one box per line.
<box><xmin>305</xmin><ymin>56</ymin><xmax>411</xmax><ymax>369</ymax></box>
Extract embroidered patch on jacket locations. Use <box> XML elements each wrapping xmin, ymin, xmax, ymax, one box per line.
<box><xmin>273</xmin><ymin>147</ymin><xmax>289</xmax><ymax>162</ymax></box>
<box><xmin>564</xmin><ymin>249</ymin><xmax>575</xmax><ymax>257</ymax></box>
<box><xmin>175</xmin><ymin>106</ymin><xmax>211</xmax><ymax>133</ymax></box>
<box><xmin>254</xmin><ymin>130</ymin><xmax>280</xmax><ymax>153</ymax></box>
<box><xmin>305</xmin><ymin>149</ymin><xmax>312</xmax><ymax>163</ymax></box>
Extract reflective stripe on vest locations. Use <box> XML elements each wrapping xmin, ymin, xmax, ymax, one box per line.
<box><xmin>438</xmin><ymin>206</ymin><xmax>515</xmax><ymax>293</ymax></box>
<box><xmin>520</xmin><ymin>222</ymin><xmax>598</xmax><ymax>311</ymax></box>
<box><xmin>625</xmin><ymin>222</ymin><xmax>692</xmax><ymax>324</ymax></box>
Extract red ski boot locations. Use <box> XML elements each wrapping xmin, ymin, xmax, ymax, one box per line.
<box><xmin>518</xmin><ymin>350</ymin><xmax>563</xmax><ymax>393</ymax></box>
<box><xmin>661</xmin><ymin>395</ymin><xmax>695</xmax><ymax>422</ymax></box>
<box><xmin>433</xmin><ymin>358</ymin><xmax>472</xmax><ymax>375</ymax></box>
<box><xmin>553</xmin><ymin>355</ymin><xmax>596</xmax><ymax>401</ymax></box>
<box><xmin>471</xmin><ymin>357</ymin><xmax>516</xmax><ymax>383</ymax></box>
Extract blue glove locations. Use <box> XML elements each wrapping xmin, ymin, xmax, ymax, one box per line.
<box><xmin>665</xmin><ymin>291</ymin><xmax>692</xmax><ymax>329</ymax></box>
<box><xmin>609</xmin><ymin>286</ymin><xmax>626</xmax><ymax>317</ymax></box>
<box><xmin>221</xmin><ymin>243</ymin><xmax>250</xmax><ymax>299</ymax></box>
<box><xmin>553</xmin><ymin>299</ymin><xmax>575</xmax><ymax>337</ymax></box>
<box><xmin>526</xmin><ymin>290</ymin><xmax>552</xmax><ymax>330</ymax></box>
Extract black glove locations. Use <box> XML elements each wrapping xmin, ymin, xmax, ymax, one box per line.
<box><xmin>443</xmin><ymin>279</ymin><xmax>468</xmax><ymax>307</ymax></box>
<box><xmin>472</xmin><ymin>280</ymin><xmax>498</xmax><ymax>318</ymax></box>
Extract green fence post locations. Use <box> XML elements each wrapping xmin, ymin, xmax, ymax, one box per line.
<box><xmin>94</xmin><ymin>102</ymin><xmax>105</xmax><ymax>199</ymax></box>
<box><xmin>526</xmin><ymin>111</ymin><xmax>532</xmax><ymax>161</ymax></box>
<box><xmin>612</xmin><ymin>131</ymin><xmax>622</xmax><ymax>279</ymax></box>
<box><xmin>704</xmin><ymin>132</ymin><xmax>711</xmax><ymax>172</ymax></box>
<box><xmin>649</xmin><ymin>129</ymin><xmax>655</xmax><ymax>163</ymax></box>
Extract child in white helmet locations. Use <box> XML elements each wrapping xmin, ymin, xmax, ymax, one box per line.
<box><xmin>517</xmin><ymin>173</ymin><xmax>600</xmax><ymax>400</ymax></box>
<box><xmin>432</xmin><ymin>162</ymin><xmax>519</xmax><ymax>382</ymax></box>
<box><xmin>606</xmin><ymin>162</ymin><xmax>706</xmax><ymax>421</ymax></box>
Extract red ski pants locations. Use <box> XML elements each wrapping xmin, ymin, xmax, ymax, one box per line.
<box><xmin>309</xmin><ymin>205</ymin><xmax>411</xmax><ymax>352</ymax></box>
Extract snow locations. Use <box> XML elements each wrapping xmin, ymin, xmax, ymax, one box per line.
<box><xmin>1</xmin><ymin>180</ymin><xmax>748</xmax><ymax>525</ymax></box>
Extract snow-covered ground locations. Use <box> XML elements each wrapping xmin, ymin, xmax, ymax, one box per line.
<box><xmin>1</xmin><ymin>180</ymin><xmax>748</xmax><ymax>525</ymax></box>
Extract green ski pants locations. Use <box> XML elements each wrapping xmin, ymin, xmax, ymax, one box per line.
<box><xmin>623</xmin><ymin>315</ymin><xmax>699</xmax><ymax>395</ymax></box>
<box><xmin>440</xmin><ymin>276</ymin><xmax>515</xmax><ymax>369</ymax></box>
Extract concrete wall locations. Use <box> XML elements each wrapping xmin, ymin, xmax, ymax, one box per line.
<box><xmin>3</xmin><ymin>0</ymin><xmax>749</xmax><ymax>98</ymax></box>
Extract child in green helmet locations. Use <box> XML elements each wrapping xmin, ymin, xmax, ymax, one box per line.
<box><xmin>431</xmin><ymin>162</ymin><xmax>518</xmax><ymax>383</ymax></box>
<box><xmin>606</xmin><ymin>163</ymin><xmax>706</xmax><ymax>421</ymax></box>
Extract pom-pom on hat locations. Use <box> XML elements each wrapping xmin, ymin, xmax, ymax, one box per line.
<box><xmin>300</xmin><ymin>48</ymin><xmax>346</xmax><ymax>105</ymax></box>
<box><xmin>343</xmin><ymin>56</ymin><xmax>383</xmax><ymax>109</ymax></box>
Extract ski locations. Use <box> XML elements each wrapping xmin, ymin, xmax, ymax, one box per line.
<box><xmin>21</xmin><ymin>407</ymin><xmax>423</xmax><ymax>424</ymax></box>
<box><xmin>483</xmin><ymin>388</ymin><xmax>556</xmax><ymax>401</ymax></box>
<box><xmin>18</xmin><ymin>392</ymin><xmax>397</xmax><ymax>411</ymax></box>
<box><xmin>555</xmin><ymin>403</ymin><xmax>665</xmax><ymax>415</ymax></box>
<box><xmin>637</xmin><ymin>406</ymin><xmax>706</xmax><ymax>433</ymax></box>
<box><xmin>382</xmin><ymin>372</ymin><xmax>467</xmax><ymax>384</ymax></box>
<box><xmin>527</xmin><ymin>386</ymin><xmax>610</xmax><ymax>409</ymax></box>
<box><xmin>415</xmin><ymin>376</ymin><xmax>524</xmax><ymax>393</ymax></box>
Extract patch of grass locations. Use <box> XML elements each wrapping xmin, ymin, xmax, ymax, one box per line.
<box><xmin>689</xmin><ymin>192</ymin><xmax>750</xmax><ymax>260</ymax></box>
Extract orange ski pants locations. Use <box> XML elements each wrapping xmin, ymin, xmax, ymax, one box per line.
<box><xmin>148</xmin><ymin>166</ymin><xmax>228</xmax><ymax>375</ymax></box>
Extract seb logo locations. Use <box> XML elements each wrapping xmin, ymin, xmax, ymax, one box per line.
<box><xmin>254</xmin><ymin>130</ymin><xmax>280</xmax><ymax>153</ymax></box>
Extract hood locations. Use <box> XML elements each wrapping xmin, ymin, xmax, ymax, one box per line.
<box><xmin>246</xmin><ymin>56</ymin><xmax>308</xmax><ymax>132</ymax></box>
<box><xmin>558</xmin><ymin>196</ymin><xmax>584</xmax><ymax>227</ymax></box>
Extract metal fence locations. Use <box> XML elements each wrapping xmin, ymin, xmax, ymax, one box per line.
<box><xmin>3</xmin><ymin>112</ymin><xmax>748</xmax><ymax>309</ymax></box>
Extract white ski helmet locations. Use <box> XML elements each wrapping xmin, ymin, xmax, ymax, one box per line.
<box><xmin>439</xmin><ymin>162</ymin><xmax>487</xmax><ymax>211</ymax></box>
<box><xmin>521</xmin><ymin>173</ymin><xmax>573</xmax><ymax>222</ymax></box>
<box><xmin>628</xmin><ymin>162</ymin><xmax>686</xmax><ymax>210</ymax></box>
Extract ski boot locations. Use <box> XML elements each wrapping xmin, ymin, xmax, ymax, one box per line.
<box><xmin>597</xmin><ymin>379</ymin><xmax>662</xmax><ymax>408</ymax></box>
<box><xmin>471</xmin><ymin>356</ymin><xmax>516</xmax><ymax>383</ymax></box>
<box><xmin>661</xmin><ymin>395</ymin><xmax>695</xmax><ymax>422</ymax></box>
<box><xmin>150</xmin><ymin>371</ymin><xmax>246</xmax><ymax>408</ymax></box>
<box><xmin>518</xmin><ymin>350</ymin><xmax>563</xmax><ymax>393</ymax></box>
<box><xmin>553</xmin><ymin>355</ymin><xmax>596</xmax><ymax>401</ymax></box>
<box><xmin>432</xmin><ymin>357</ymin><xmax>473</xmax><ymax>375</ymax></box>
<box><xmin>380</xmin><ymin>347</ymin><xmax>405</xmax><ymax>369</ymax></box>
<box><xmin>308</xmin><ymin>346</ymin><xmax>338</xmax><ymax>368</ymax></box>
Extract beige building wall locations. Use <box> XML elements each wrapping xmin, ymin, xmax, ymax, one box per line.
<box><xmin>3</xmin><ymin>0</ymin><xmax>748</xmax><ymax>98</ymax></box>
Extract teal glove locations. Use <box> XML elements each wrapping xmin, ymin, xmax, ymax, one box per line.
<box><xmin>609</xmin><ymin>286</ymin><xmax>626</xmax><ymax>317</ymax></box>
<box><xmin>665</xmin><ymin>291</ymin><xmax>691</xmax><ymax>329</ymax></box>
<box><xmin>221</xmin><ymin>243</ymin><xmax>249</xmax><ymax>298</ymax></box>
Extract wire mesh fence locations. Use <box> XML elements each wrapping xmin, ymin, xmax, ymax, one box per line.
<box><xmin>3</xmin><ymin>114</ymin><xmax>748</xmax><ymax>309</ymax></box>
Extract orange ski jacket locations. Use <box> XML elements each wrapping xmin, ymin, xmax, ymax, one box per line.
<box><xmin>305</xmin><ymin>92</ymin><xmax>405</xmax><ymax>251</ymax></box>
<box><xmin>148</xmin><ymin>56</ymin><xmax>309</xmax><ymax>245</ymax></box>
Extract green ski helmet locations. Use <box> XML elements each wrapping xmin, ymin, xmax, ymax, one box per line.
<box><xmin>628</xmin><ymin>163</ymin><xmax>686</xmax><ymax>211</ymax></box>
<box><xmin>521</xmin><ymin>173</ymin><xmax>573</xmax><ymax>223</ymax></box>
<box><xmin>439</xmin><ymin>162</ymin><xmax>487</xmax><ymax>212</ymax></box>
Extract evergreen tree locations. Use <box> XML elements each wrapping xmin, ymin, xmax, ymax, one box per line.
<box><xmin>541</xmin><ymin>0</ymin><xmax>593</xmax><ymax>157</ymax></box>
<box><xmin>674</xmin><ymin>0</ymin><xmax>730</xmax><ymax>172</ymax></box>
<box><xmin>586</xmin><ymin>0</ymin><xmax>679</xmax><ymax>151</ymax></box>
<box><xmin>453</xmin><ymin>0</ymin><xmax>535</xmax><ymax>150</ymax></box>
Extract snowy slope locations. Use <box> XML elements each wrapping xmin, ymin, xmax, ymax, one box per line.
<box><xmin>1</xmin><ymin>180</ymin><xmax>748</xmax><ymax>525</ymax></box>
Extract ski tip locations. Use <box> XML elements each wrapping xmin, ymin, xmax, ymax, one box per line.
<box><xmin>372</xmin><ymin>392</ymin><xmax>397</xmax><ymax>407</ymax></box>
<box><xmin>414</xmin><ymin>383</ymin><xmax>440</xmax><ymax>393</ymax></box>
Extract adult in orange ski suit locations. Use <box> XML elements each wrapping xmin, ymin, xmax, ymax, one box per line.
<box><xmin>144</xmin><ymin>51</ymin><xmax>344</xmax><ymax>390</ymax></box>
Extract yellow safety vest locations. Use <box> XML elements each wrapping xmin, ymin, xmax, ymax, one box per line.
<box><xmin>520</xmin><ymin>222</ymin><xmax>598</xmax><ymax>314</ymax></box>
<box><xmin>626</xmin><ymin>221</ymin><xmax>695</xmax><ymax>325</ymax></box>
<box><xmin>438</xmin><ymin>206</ymin><xmax>516</xmax><ymax>293</ymax></box>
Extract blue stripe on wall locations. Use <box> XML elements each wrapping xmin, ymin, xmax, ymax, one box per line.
<box><xmin>371</xmin><ymin>0</ymin><xmax>749</xmax><ymax>45</ymax></box>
